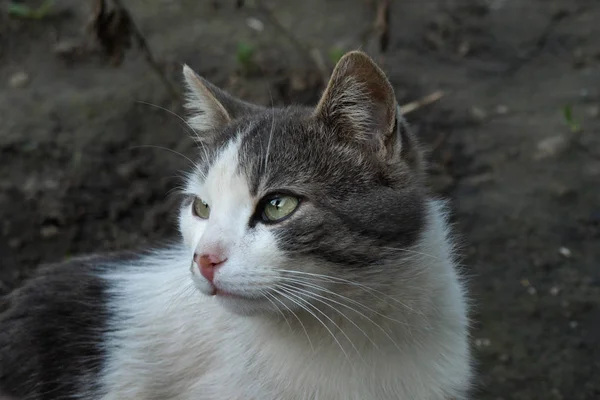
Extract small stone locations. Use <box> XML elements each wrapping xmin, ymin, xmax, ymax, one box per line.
<box><xmin>9</xmin><ymin>71</ymin><xmax>29</xmax><ymax>88</ymax></box>
<box><xmin>22</xmin><ymin>176</ymin><xmax>39</xmax><ymax>198</ymax></box>
<box><xmin>246</xmin><ymin>17</ymin><xmax>264</xmax><ymax>31</ymax></box>
<box><xmin>527</xmin><ymin>286</ymin><xmax>537</xmax><ymax>295</ymax></box>
<box><xmin>552</xmin><ymin>184</ymin><xmax>575</xmax><ymax>198</ymax></box>
<box><xmin>520</xmin><ymin>278</ymin><xmax>530</xmax><ymax>287</ymax></box>
<box><xmin>495</xmin><ymin>105</ymin><xmax>509</xmax><ymax>114</ymax></box>
<box><xmin>470</xmin><ymin>107</ymin><xmax>487</xmax><ymax>121</ymax></box>
<box><xmin>40</xmin><ymin>225</ymin><xmax>59</xmax><ymax>239</ymax></box>
<box><xmin>587</xmin><ymin>105</ymin><xmax>599</xmax><ymax>118</ymax></box>
<box><xmin>569</xmin><ymin>321</ymin><xmax>578</xmax><ymax>329</ymax></box>
<box><xmin>534</xmin><ymin>135</ymin><xmax>568</xmax><ymax>160</ymax></box>
<box><xmin>498</xmin><ymin>353</ymin><xmax>510</xmax><ymax>363</ymax></box>
<box><xmin>549</xmin><ymin>286</ymin><xmax>560</xmax><ymax>296</ymax></box>
<box><xmin>42</xmin><ymin>178</ymin><xmax>59</xmax><ymax>191</ymax></box>
<box><xmin>559</xmin><ymin>247</ymin><xmax>572</xmax><ymax>258</ymax></box>
<box><xmin>463</xmin><ymin>173</ymin><xmax>494</xmax><ymax>186</ymax></box>
<box><xmin>54</xmin><ymin>40</ymin><xmax>81</xmax><ymax>57</ymax></box>
<box><xmin>457</xmin><ymin>41</ymin><xmax>470</xmax><ymax>57</ymax></box>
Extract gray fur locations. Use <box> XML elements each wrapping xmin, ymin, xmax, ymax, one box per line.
<box><xmin>0</xmin><ymin>254</ymin><xmax>134</xmax><ymax>400</ymax></box>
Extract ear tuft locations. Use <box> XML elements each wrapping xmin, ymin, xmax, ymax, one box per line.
<box><xmin>182</xmin><ymin>64</ymin><xmax>231</xmax><ymax>133</ymax></box>
<box><xmin>182</xmin><ymin>65</ymin><xmax>265</xmax><ymax>137</ymax></box>
<box><xmin>314</xmin><ymin>51</ymin><xmax>397</xmax><ymax>150</ymax></box>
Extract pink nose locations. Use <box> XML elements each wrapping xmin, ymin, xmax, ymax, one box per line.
<box><xmin>194</xmin><ymin>253</ymin><xmax>227</xmax><ymax>283</ymax></box>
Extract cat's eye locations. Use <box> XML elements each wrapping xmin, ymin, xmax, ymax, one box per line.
<box><xmin>261</xmin><ymin>195</ymin><xmax>300</xmax><ymax>223</ymax></box>
<box><xmin>192</xmin><ymin>198</ymin><xmax>210</xmax><ymax>219</ymax></box>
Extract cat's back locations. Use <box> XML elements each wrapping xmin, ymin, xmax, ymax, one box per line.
<box><xmin>0</xmin><ymin>254</ymin><xmax>128</xmax><ymax>400</ymax></box>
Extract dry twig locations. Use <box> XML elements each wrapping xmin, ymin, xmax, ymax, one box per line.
<box><xmin>374</xmin><ymin>0</ymin><xmax>391</xmax><ymax>53</ymax></box>
<box><xmin>359</xmin><ymin>0</ymin><xmax>391</xmax><ymax>58</ymax></box>
<box><xmin>88</xmin><ymin>0</ymin><xmax>178</xmax><ymax>99</ymax></box>
<box><xmin>400</xmin><ymin>91</ymin><xmax>445</xmax><ymax>115</ymax></box>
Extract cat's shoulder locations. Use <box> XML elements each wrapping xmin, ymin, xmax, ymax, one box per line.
<box><xmin>0</xmin><ymin>252</ymin><xmax>135</xmax><ymax>400</ymax></box>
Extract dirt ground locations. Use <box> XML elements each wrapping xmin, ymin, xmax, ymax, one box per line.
<box><xmin>1</xmin><ymin>0</ymin><xmax>599</xmax><ymax>398</ymax></box>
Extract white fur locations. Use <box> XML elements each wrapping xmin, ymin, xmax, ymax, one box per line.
<box><xmin>98</xmin><ymin>138</ymin><xmax>471</xmax><ymax>399</ymax></box>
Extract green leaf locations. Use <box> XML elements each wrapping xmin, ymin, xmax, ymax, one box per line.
<box><xmin>236</xmin><ymin>41</ymin><xmax>255</xmax><ymax>68</ymax></box>
<box><xmin>8</xmin><ymin>0</ymin><xmax>54</xmax><ymax>19</ymax></box>
<box><xmin>328</xmin><ymin>47</ymin><xmax>344</xmax><ymax>64</ymax></box>
<box><xmin>562</xmin><ymin>105</ymin><xmax>581</xmax><ymax>133</ymax></box>
<box><xmin>8</xmin><ymin>3</ymin><xmax>34</xmax><ymax>17</ymax></box>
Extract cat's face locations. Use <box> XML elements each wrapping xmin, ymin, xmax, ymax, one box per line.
<box><xmin>178</xmin><ymin>52</ymin><xmax>427</xmax><ymax>316</ymax></box>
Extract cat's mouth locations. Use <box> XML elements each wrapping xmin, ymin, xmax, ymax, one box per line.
<box><xmin>211</xmin><ymin>287</ymin><xmax>266</xmax><ymax>301</ymax></box>
<box><xmin>211</xmin><ymin>287</ymin><xmax>235</xmax><ymax>297</ymax></box>
<box><xmin>201</xmin><ymin>278</ymin><xmax>264</xmax><ymax>301</ymax></box>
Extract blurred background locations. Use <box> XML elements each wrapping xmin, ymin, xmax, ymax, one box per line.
<box><xmin>1</xmin><ymin>0</ymin><xmax>599</xmax><ymax>398</ymax></box>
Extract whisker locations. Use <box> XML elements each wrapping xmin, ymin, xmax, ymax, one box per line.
<box><xmin>279</xmin><ymin>282</ymin><xmax>405</xmax><ymax>352</ymax></box>
<box><xmin>135</xmin><ymin>101</ymin><xmax>213</xmax><ymax>168</ymax></box>
<box><xmin>276</xmin><ymin>287</ymin><xmax>356</xmax><ymax>365</ymax></box>
<box><xmin>276</xmin><ymin>276</ymin><xmax>410</xmax><ymax>326</ymax></box>
<box><xmin>136</xmin><ymin>100</ymin><xmax>198</xmax><ymax>137</ymax></box>
<box><xmin>273</xmin><ymin>288</ymin><xmax>347</xmax><ymax>359</ymax></box>
<box><xmin>264</xmin><ymin>291</ymin><xmax>314</xmax><ymax>352</ymax></box>
<box><xmin>275</xmin><ymin>270</ymin><xmax>419</xmax><ymax>314</ymax></box>
<box><xmin>263</xmin><ymin>98</ymin><xmax>275</xmax><ymax>172</ymax></box>
<box><xmin>130</xmin><ymin>144</ymin><xmax>196</xmax><ymax>168</ymax></box>
<box><xmin>380</xmin><ymin>246</ymin><xmax>441</xmax><ymax>261</ymax></box>
<box><xmin>261</xmin><ymin>290</ymin><xmax>293</xmax><ymax>331</ymax></box>
<box><xmin>166</xmin><ymin>184</ymin><xmax>186</xmax><ymax>197</ymax></box>
<box><xmin>278</xmin><ymin>282</ymin><xmax>379</xmax><ymax>351</ymax></box>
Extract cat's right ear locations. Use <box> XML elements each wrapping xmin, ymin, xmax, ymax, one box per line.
<box><xmin>182</xmin><ymin>65</ymin><xmax>263</xmax><ymax>136</ymax></box>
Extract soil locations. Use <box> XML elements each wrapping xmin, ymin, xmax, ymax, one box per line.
<box><xmin>1</xmin><ymin>0</ymin><xmax>599</xmax><ymax>399</ymax></box>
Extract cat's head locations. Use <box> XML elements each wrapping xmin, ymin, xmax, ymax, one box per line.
<box><xmin>178</xmin><ymin>51</ymin><xmax>428</xmax><ymax>316</ymax></box>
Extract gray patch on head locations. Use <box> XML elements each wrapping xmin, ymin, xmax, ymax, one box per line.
<box><xmin>227</xmin><ymin>106</ymin><xmax>427</xmax><ymax>269</ymax></box>
<box><xmin>185</xmin><ymin>54</ymin><xmax>427</xmax><ymax>274</ymax></box>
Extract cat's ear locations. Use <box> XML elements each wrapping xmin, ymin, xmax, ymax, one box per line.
<box><xmin>182</xmin><ymin>65</ymin><xmax>263</xmax><ymax>135</ymax></box>
<box><xmin>314</xmin><ymin>51</ymin><xmax>400</xmax><ymax>157</ymax></box>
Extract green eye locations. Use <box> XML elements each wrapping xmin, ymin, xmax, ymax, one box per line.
<box><xmin>192</xmin><ymin>198</ymin><xmax>210</xmax><ymax>219</ymax></box>
<box><xmin>262</xmin><ymin>195</ymin><xmax>300</xmax><ymax>222</ymax></box>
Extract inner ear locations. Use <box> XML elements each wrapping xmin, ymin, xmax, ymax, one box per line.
<box><xmin>182</xmin><ymin>65</ymin><xmax>265</xmax><ymax>136</ymax></box>
<box><xmin>314</xmin><ymin>51</ymin><xmax>397</xmax><ymax>148</ymax></box>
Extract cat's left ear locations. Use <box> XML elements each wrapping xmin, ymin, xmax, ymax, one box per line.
<box><xmin>182</xmin><ymin>65</ymin><xmax>264</xmax><ymax>136</ymax></box>
<box><xmin>314</xmin><ymin>51</ymin><xmax>403</xmax><ymax>159</ymax></box>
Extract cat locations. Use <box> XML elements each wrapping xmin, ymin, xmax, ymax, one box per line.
<box><xmin>0</xmin><ymin>51</ymin><xmax>472</xmax><ymax>400</ymax></box>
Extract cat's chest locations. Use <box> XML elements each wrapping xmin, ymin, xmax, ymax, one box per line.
<box><xmin>184</xmin><ymin>362</ymin><xmax>396</xmax><ymax>400</ymax></box>
<box><xmin>180</xmin><ymin>334</ymin><xmax>411</xmax><ymax>400</ymax></box>
<box><xmin>104</xmin><ymin>304</ymin><xmax>455</xmax><ymax>400</ymax></box>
